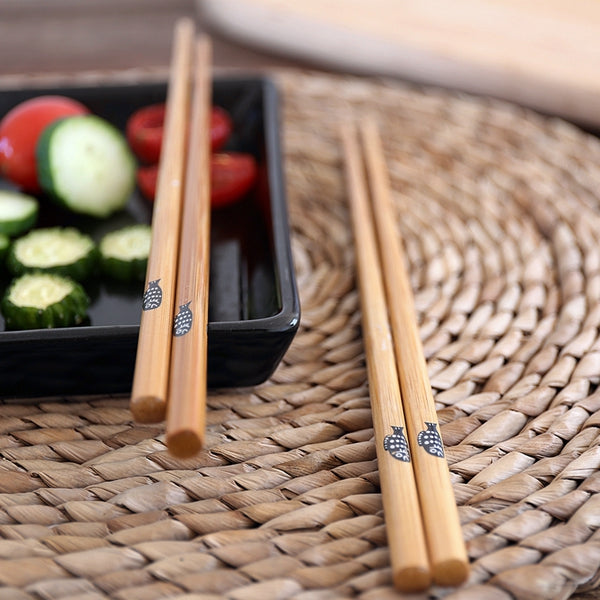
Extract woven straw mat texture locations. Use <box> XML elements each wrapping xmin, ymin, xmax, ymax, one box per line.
<box><xmin>2</xmin><ymin>69</ymin><xmax>600</xmax><ymax>600</ymax></box>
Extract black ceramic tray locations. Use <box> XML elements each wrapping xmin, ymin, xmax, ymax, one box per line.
<box><xmin>0</xmin><ymin>77</ymin><xmax>300</xmax><ymax>398</ymax></box>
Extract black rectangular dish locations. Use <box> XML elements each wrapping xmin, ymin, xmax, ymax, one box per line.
<box><xmin>0</xmin><ymin>76</ymin><xmax>300</xmax><ymax>398</ymax></box>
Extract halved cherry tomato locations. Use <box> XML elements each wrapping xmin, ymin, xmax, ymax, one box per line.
<box><xmin>126</xmin><ymin>103</ymin><xmax>165</xmax><ymax>164</ymax></box>
<box><xmin>0</xmin><ymin>95</ymin><xmax>89</xmax><ymax>192</ymax></box>
<box><xmin>136</xmin><ymin>164</ymin><xmax>158</xmax><ymax>202</ymax></box>
<box><xmin>210</xmin><ymin>106</ymin><xmax>233</xmax><ymax>152</ymax></box>
<box><xmin>136</xmin><ymin>152</ymin><xmax>257</xmax><ymax>208</ymax></box>
<box><xmin>211</xmin><ymin>152</ymin><xmax>258</xmax><ymax>208</ymax></box>
<box><xmin>126</xmin><ymin>104</ymin><xmax>234</xmax><ymax>164</ymax></box>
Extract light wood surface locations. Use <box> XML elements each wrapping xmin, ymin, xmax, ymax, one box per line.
<box><xmin>166</xmin><ymin>35</ymin><xmax>212</xmax><ymax>458</ymax></box>
<box><xmin>200</xmin><ymin>0</ymin><xmax>600</xmax><ymax>129</ymax></box>
<box><xmin>130</xmin><ymin>18</ymin><xmax>195</xmax><ymax>423</ymax></box>
<box><xmin>341</xmin><ymin>123</ymin><xmax>431</xmax><ymax>593</ymax></box>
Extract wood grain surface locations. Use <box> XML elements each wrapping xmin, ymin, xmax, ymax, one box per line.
<box><xmin>199</xmin><ymin>0</ymin><xmax>600</xmax><ymax>128</ymax></box>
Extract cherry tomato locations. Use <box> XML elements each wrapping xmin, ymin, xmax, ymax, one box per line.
<box><xmin>210</xmin><ymin>106</ymin><xmax>233</xmax><ymax>152</ymax></box>
<box><xmin>136</xmin><ymin>164</ymin><xmax>158</xmax><ymax>202</ymax></box>
<box><xmin>126</xmin><ymin>104</ymin><xmax>234</xmax><ymax>164</ymax></box>
<box><xmin>136</xmin><ymin>152</ymin><xmax>257</xmax><ymax>208</ymax></box>
<box><xmin>126</xmin><ymin>103</ymin><xmax>165</xmax><ymax>164</ymax></box>
<box><xmin>0</xmin><ymin>95</ymin><xmax>89</xmax><ymax>192</ymax></box>
<box><xmin>211</xmin><ymin>152</ymin><xmax>258</xmax><ymax>209</ymax></box>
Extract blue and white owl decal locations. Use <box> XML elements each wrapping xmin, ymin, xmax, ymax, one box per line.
<box><xmin>142</xmin><ymin>279</ymin><xmax>162</xmax><ymax>311</ymax></box>
<box><xmin>173</xmin><ymin>301</ymin><xmax>193</xmax><ymax>337</ymax></box>
<box><xmin>417</xmin><ymin>422</ymin><xmax>444</xmax><ymax>458</ymax></box>
<box><xmin>383</xmin><ymin>425</ymin><xmax>411</xmax><ymax>463</ymax></box>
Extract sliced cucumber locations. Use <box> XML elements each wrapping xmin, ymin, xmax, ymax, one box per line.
<box><xmin>7</xmin><ymin>226</ymin><xmax>98</xmax><ymax>281</ymax></box>
<box><xmin>37</xmin><ymin>115</ymin><xmax>136</xmax><ymax>218</ymax></box>
<box><xmin>99</xmin><ymin>224</ymin><xmax>151</xmax><ymax>281</ymax></box>
<box><xmin>1</xmin><ymin>272</ymin><xmax>89</xmax><ymax>329</ymax></box>
<box><xmin>0</xmin><ymin>233</ymin><xmax>9</xmax><ymax>264</ymax></box>
<box><xmin>0</xmin><ymin>190</ymin><xmax>38</xmax><ymax>236</ymax></box>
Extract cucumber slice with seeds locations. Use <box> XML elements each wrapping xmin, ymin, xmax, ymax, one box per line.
<box><xmin>0</xmin><ymin>190</ymin><xmax>38</xmax><ymax>236</ymax></box>
<box><xmin>37</xmin><ymin>114</ymin><xmax>136</xmax><ymax>218</ymax></box>
<box><xmin>1</xmin><ymin>272</ymin><xmax>89</xmax><ymax>329</ymax></box>
<box><xmin>99</xmin><ymin>224</ymin><xmax>151</xmax><ymax>281</ymax></box>
<box><xmin>7</xmin><ymin>226</ymin><xmax>98</xmax><ymax>281</ymax></box>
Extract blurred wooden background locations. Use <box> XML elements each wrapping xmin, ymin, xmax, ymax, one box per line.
<box><xmin>3</xmin><ymin>0</ymin><xmax>600</xmax><ymax>129</ymax></box>
<box><xmin>0</xmin><ymin>0</ymin><xmax>294</xmax><ymax>77</ymax></box>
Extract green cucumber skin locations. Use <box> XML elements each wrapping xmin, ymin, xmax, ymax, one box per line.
<box><xmin>6</xmin><ymin>248</ymin><xmax>99</xmax><ymax>281</ymax></box>
<box><xmin>100</xmin><ymin>255</ymin><xmax>147</xmax><ymax>282</ymax></box>
<box><xmin>0</xmin><ymin>195</ymin><xmax>38</xmax><ymax>237</ymax></box>
<box><xmin>0</xmin><ymin>234</ymin><xmax>9</xmax><ymax>265</ymax></box>
<box><xmin>99</xmin><ymin>224</ymin><xmax>151</xmax><ymax>281</ymax></box>
<box><xmin>1</xmin><ymin>275</ymin><xmax>90</xmax><ymax>330</ymax></box>
<box><xmin>37</xmin><ymin>115</ymin><xmax>136</xmax><ymax>219</ymax></box>
<box><xmin>6</xmin><ymin>228</ymin><xmax>99</xmax><ymax>282</ymax></box>
<box><xmin>0</xmin><ymin>209</ymin><xmax>37</xmax><ymax>237</ymax></box>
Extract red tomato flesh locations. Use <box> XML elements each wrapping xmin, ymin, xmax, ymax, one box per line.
<box><xmin>136</xmin><ymin>165</ymin><xmax>158</xmax><ymax>202</ymax></box>
<box><xmin>126</xmin><ymin>104</ymin><xmax>234</xmax><ymax>164</ymax></box>
<box><xmin>0</xmin><ymin>95</ymin><xmax>89</xmax><ymax>192</ymax></box>
<box><xmin>136</xmin><ymin>152</ymin><xmax>258</xmax><ymax>208</ymax></box>
<box><xmin>211</xmin><ymin>153</ymin><xmax>258</xmax><ymax>208</ymax></box>
<box><xmin>210</xmin><ymin>106</ymin><xmax>233</xmax><ymax>152</ymax></box>
<box><xmin>126</xmin><ymin>103</ymin><xmax>165</xmax><ymax>164</ymax></box>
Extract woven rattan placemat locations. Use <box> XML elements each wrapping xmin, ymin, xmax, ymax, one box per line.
<box><xmin>2</xmin><ymin>69</ymin><xmax>600</xmax><ymax>599</ymax></box>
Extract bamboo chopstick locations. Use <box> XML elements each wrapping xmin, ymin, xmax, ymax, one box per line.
<box><xmin>358</xmin><ymin>118</ymin><xmax>470</xmax><ymax>587</ymax></box>
<box><xmin>165</xmin><ymin>36</ymin><xmax>213</xmax><ymax>458</ymax></box>
<box><xmin>340</xmin><ymin>124</ymin><xmax>431</xmax><ymax>593</ymax></box>
<box><xmin>130</xmin><ymin>18</ymin><xmax>195</xmax><ymax>424</ymax></box>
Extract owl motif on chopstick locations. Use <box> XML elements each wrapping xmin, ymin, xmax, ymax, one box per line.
<box><xmin>173</xmin><ymin>301</ymin><xmax>193</xmax><ymax>336</ymax></box>
<box><xmin>417</xmin><ymin>422</ymin><xmax>444</xmax><ymax>458</ymax></box>
<box><xmin>383</xmin><ymin>426</ymin><xmax>410</xmax><ymax>462</ymax></box>
<box><xmin>142</xmin><ymin>279</ymin><xmax>163</xmax><ymax>311</ymax></box>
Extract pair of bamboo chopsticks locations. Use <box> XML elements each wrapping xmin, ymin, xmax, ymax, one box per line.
<box><xmin>340</xmin><ymin>120</ymin><xmax>470</xmax><ymax>592</ymax></box>
<box><xmin>130</xmin><ymin>18</ymin><xmax>211</xmax><ymax>459</ymax></box>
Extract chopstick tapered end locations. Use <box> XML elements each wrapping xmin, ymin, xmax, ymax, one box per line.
<box><xmin>393</xmin><ymin>566</ymin><xmax>432</xmax><ymax>594</ymax></box>
<box><xmin>130</xmin><ymin>395</ymin><xmax>166</xmax><ymax>424</ymax></box>
<box><xmin>173</xmin><ymin>16</ymin><xmax>196</xmax><ymax>40</ymax></box>
<box><xmin>167</xmin><ymin>428</ymin><xmax>204</xmax><ymax>459</ymax></box>
<box><xmin>433</xmin><ymin>558</ymin><xmax>470</xmax><ymax>587</ymax></box>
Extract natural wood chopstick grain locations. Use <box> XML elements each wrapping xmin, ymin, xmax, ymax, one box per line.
<box><xmin>166</xmin><ymin>36</ymin><xmax>213</xmax><ymax>459</ymax></box>
<box><xmin>360</xmin><ymin>118</ymin><xmax>470</xmax><ymax>587</ymax></box>
<box><xmin>130</xmin><ymin>17</ymin><xmax>195</xmax><ymax>424</ymax></box>
<box><xmin>340</xmin><ymin>123</ymin><xmax>431</xmax><ymax>593</ymax></box>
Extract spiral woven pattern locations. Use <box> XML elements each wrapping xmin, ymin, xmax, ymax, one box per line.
<box><xmin>1</xmin><ymin>70</ymin><xmax>600</xmax><ymax>599</ymax></box>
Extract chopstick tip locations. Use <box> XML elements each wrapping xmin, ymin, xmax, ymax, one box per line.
<box><xmin>167</xmin><ymin>429</ymin><xmax>204</xmax><ymax>459</ymax></box>
<box><xmin>393</xmin><ymin>565</ymin><xmax>432</xmax><ymax>593</ymax></box>
<box><xmin>130</xmin><ymin>395</ymin><xmax>166</xmax><ymax>424</ymax></box>
<box><xmin>433</xmin><ymin>558</ymin><xmax>470</xmax><ymax>588</ymax></box>
<box><xmin>175</xmin><ymin>16</ymin><xmax>196</xmax><ymax>35</ymax></box>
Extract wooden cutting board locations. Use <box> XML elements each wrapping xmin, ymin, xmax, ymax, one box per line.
<box><xmin>199</xmin><ymin>0</ymin><xmax>600</xmax><ymax>128</ymax></box>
